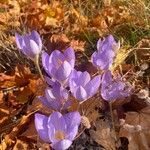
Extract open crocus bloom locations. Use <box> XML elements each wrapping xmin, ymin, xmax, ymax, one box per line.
<box><xmin>15</xmin><ymin>30</ymin><xmax>42</xmax><ymax>60</ymax></box>
<box><xmin>69</xmin><ymin>70</ymin><xmax>101</xmax><ymax>102</ymax></box>
<box><xmin>91</xmin><ymin>35</ymin><xmax>120</xmax><ymax>70</ymax></box>
<box><xmin>35</xmin><ymin>111</ymin><xmax>81</xmax><ymax>150</ymax></box>
<box><xmin>42</xmin><ymin>47</ymin><xmax>75</xmax><ymax>84</ymax></box>
<box><xmin>38</xmin><ymin>82</ymin><xmax>71</xmax><ymax>111</ymax></box>
<box><xmin>101</xmin><ymin>70</ymin><xmax>132</xmax><ymax>101</ymax></box>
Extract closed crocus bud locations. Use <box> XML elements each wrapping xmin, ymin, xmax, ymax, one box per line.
<box><xmin>15</xmin><ymin>30</ymin><xmax>42</xmax><ymax>60</ymax></box>
<box><xmin>35</xmin><ymin>111</ymin><xmax>81</xmax><ymax>150</ymax></box>
<box><xmin>69</xmin><ymin>70</ymin><xmax>101</xmax><ymax>102</ymax></box>
<box><xmin>91</xmin><ymin>35</ymin><xmax>120</xmax><ymax>70</ymax></box>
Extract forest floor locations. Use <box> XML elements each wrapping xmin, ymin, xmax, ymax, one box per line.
<box><xmin>0</xmin><ymin>0</ymin><xmax>150</xmax><ymax>150</ymax></box>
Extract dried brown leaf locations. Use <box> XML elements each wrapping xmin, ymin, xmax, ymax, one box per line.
<box><xmin>90</xmin><ymin>119</ymin><xmax>116</xmax><ymax>150</ymax></box>
<box><xmin>120</xmin><ymin>106</ymin><xmax>150</xmax><ymax>150</ymax></box>
<box><xmin>70</xmin><ymin>39</ymin><xmax>86</xmax><ymax>52</ymax></box>
<box><xmin>46</xmin><ymin>34</ymin><xmax>70</xmax><ymax>52</ymax></box>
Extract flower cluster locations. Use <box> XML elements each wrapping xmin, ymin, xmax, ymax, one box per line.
<box><xmin>15</xmin><ymin>31</ymin><xmax>132</xmax><ymax>150</ymax></box>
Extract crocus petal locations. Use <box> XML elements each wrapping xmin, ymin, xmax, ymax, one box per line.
<box><xmin>44</xmin><ymin>76</ymin><xmax>56</xmax><ymax>86</ymax></box>
<box><xmin>96</xmin><ymin>57</ymin><xmax>112</xmax><ymax>70</ymax></box>
<box><xmin>64</xmin><ymin>111</ymin><xmax>81</xmax><ymax>127</ymax></box>
<box><xmin>23</xmin><ymin>35</ymin><xmax>37</xmax><ymax>58</ymax></box>
<box><xmin>102</xmin><ymin>70</ymin><xmax>112</xmax><ymax>85</ymax></box>
<box><xmin>34</xmin><ymin>113</ymin><xmax>49</xmax><ymax>142</ymax></box>
<box><xmin>48</xmin><ymin>123</ymin><xmax>57</xmax><ymax>143</ymax></box>
<box><xmin>15</xmin><ymin>33</ymin><xmax>31</xmax><ymax>56</ymax></box>
<box><xmin>45</xmin><ymin>88</ymin><xmax>62</xmax><ymax>110</ymax></box>
<box><xmin>78</xmin><ymin>71</ymin><xmax>91</xmax><ymax>86</ymax></box>
<box><xmin>15</xmin><ymin>33</ymin><xmax>23</xmax><ymax>49</ymax></box>
<box><xmin>48</xmin><ymin>64</ymin><xmax>57</xmax><ymax>78</ymax></box>
<box><xmin>38</xmin><ymin>96</ymin><xmax>61</xmax><ymax>110</ymax></box>
<box><xmin>70</xmin><ymin>69</ymin><xmax>82</xmax><ymax>79</ymax></box>
<box><xmin>51</xmin><ymin>83</ymin><xmax>62</xmax><ymax>98</ymax></box>
<box><xmin>92</xmin><ymin>50</ymin><xmax>114</xmax><ymax>70</ymax></box>
<box><xmin>31</xmin><ymin>30</ymin><xmax>42</xmax><ymax>50</ymax></box>
<box><xmin>45</xmin><ymin>88</ymin><xmax>56</xmax><ymax>99</ymax></box>
<box><xmin>49</xmin><ymin>50</ymin><xmax>65</xmax><ymax>68</ymax></box>
<box><xmin>69</xmin><ymin>80</ymin><xmax>77</xmax><ymax>93</ymax></box>
<box><xmin>69</xmin><ymin>70</ymin><xmax>81</xmax><ymax>90</ymax></box>
<box><xmin>55</xmin><ymin>61</ymin><xmax>72</xmax><ymax>81</ymax></box>
<box><xmin>64</xmin><ymin>47</ymin><xmax>75</xmax><ymax>68</ymax></box>
<box><xmin>66</xmin><ymin>125</ymin><xmax>78</xmax><ymax>141</ymax></box>
<box><xmin>38</xmin><ymin>96</ymin><xmax>52</xmax><ymax>108</ymax></box>
<box><xmin>97</xmin><ymin>39</ymin><xmax>102</xmax><ymax>51</ymax></box>
<box><xmin>101</xmin><ymin>87</ymin><xmax>116</xmax><ymax>101</ymax></box>
<box><xmin>91</xmin><ymin>51</ymin><xmax>97</xmax><ymax>65</ymax></box>
<box><xmin>51</xmin><ymin>82</ymin><xmax>69</xmax><ymax>100</ymax></box>
<box><xmin>74</xmin><ymin>86</ymin><xmax>87</xmax><ymax>101</ymax></box>
<box><xmin>100</xmin><ymin>35</ymin><xmax>116</xmax><ymax>52</ymax></box>
<box><xmin>52</xmin><ymin>139</ymin><xmax>72</xmax><ymax>150</ymax></box>
<box><xmin>29</xmin><ymin>39</ymin><xmax>41</xmax><ymax>55</ymax></box>
<box><xmin>42</xmin><ymin>52</ymin><xmax>49</xmax><ymax>73</ymax></box>
<box><xmin>41</xmin><ymin>52</ymin><xmax>50</xmax><ymax>75</ymax></box>
<box><xmin>48</xmin><ymin>112</ymin><xmax>66</xmax><ymax>132</ymax></box>
<box><xmin>85</xmin><ymin>75</ymin><xmax>101</xmax><ymax>97</ymax></box>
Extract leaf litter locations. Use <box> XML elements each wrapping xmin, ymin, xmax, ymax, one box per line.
<box><xmin>0</xmin><ymin>0</ymin><xmax>150</xmax><ymax>149</ymax></box>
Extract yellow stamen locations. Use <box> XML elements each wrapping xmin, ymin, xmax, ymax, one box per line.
<box><xmin>55</xmin><ymin>130</ymin><xmax>65</xmax><ymax>140</ymax></box>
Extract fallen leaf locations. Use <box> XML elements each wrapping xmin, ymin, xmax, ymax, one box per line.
<box><xmin>70</xmin><ymin>39</ymin><xmax>86</xmax><ymax>52</ymax></box>
<box><xmin>90</xmin><ymin>119</ymin><xmax>116</xmax><ymax>150</ymax></box>
<box><xmin>45</xmin><ymin>17</ymin><xmax>58</xmax><ymax>27</ymax></box>
<box><xmin>119</xmin><ymin>106</ymin><xmax>150</xmax><ymax>150</ymax></box>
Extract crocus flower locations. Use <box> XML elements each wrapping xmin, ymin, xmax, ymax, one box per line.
<box><xmin>38</xmin><ymin>82</ymin><xmax>71</xmax><ymax>111</ymax></box>
<box><xmin>42</xmin><ymin>47</ymin><xmax>75</xmax><ymax>84</ymax></box>
<box><xmin>15</xmin><ymin>30</ymin><xmax>42</xmax><ymax>60</ymax></box>
<box><xmin>35</xmin><ymin>111</ymin><xmax>81</xmax><ymax>150</ymax></box>
<box><xmin>91</xmin><ymin>35</ymin><xmax>120</xmax><ymax>70</ymax></box>
<box><xmin>101</xmin><ymin>70</ymin><xmax>132</xmax><ymax>101</ymax></box>
<box><xmin>69</xmin><ymin>70</ymin><xmax>101</xmax><ymax>102</ymax></box>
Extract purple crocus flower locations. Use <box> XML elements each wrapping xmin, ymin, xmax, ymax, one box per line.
<box><xmin>101</xmin><ymin>70</ymin><xmax>132</xmax><ymax>101</ymax></box>
<box><xmin>69</xmin><ymin>70</ymin><xmax>101</xmax><ymax>102</ymax></box>
<box><xmin>38</xmin><ymin>82</ymin><xmax>71</xmax><ymax>111</ymax></box>
<box><xmin>15</xmin><ymin>30</ymin><xmax>42</xmax><ymax>60</ymax></box>
<box><xmin>35</xmin><ymin>111</ymin><xmax>81</xmax><ymax>150</ymax></box>
<box><xmin>91</xmin><ymin>35</ymin><xmax>120</xmax><ymax>70</ymax></box>
<box><xmin>42</xmin><ymin>47</ymin><xmax>75</xmax><ymax>84</ymax></box>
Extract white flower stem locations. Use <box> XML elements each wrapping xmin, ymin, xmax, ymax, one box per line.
<box><xmin>34</xmin><ymin>55</ymin><xmax>44</xmax><ymax>81</ymax></box>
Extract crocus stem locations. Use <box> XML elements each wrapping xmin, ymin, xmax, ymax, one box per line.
<box><xmin>109</xmin><ymin>101</ymin><xmax>117</xmax><ymax>141</ymax></box>
<box><xmin>74</xmin><ymin>127</ymin><xmax>86</xmax><ymax>140</ymax></box>
<box><xmin>34</xmin><ymin>55</ymin><xmax>44</xmax><ymax>81</ymax></box>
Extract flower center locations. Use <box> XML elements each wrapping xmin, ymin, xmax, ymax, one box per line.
<box><xmin>58</xmin><ymin>59</ymin><xmax>63</xmax><ymax>66</ymax></box>
<box><xmin>55</xmin><ymin>130</ymin><xmax>65</xmax><ymax>140</ymax></box>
